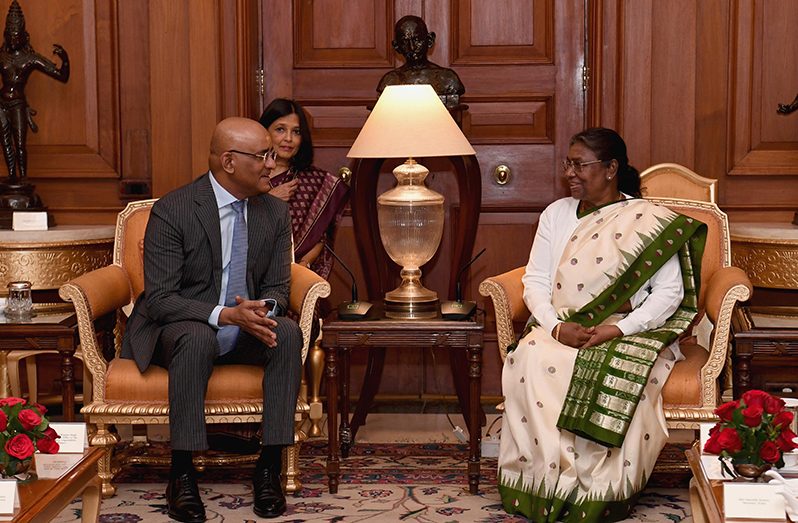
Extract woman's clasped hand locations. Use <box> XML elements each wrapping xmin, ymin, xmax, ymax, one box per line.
<box><xmin>553</xmin><ymin>321</ymin><xmax>623</xmax><ymax>348</ymax></box>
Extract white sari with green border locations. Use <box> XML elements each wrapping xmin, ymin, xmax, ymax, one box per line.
<box><xmin>498</xmin><ymin>198</ymin><xmax>706</xmax><ymax>522</ymax></box>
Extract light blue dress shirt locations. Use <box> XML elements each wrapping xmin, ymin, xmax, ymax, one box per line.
<box><xmin>208</xmin><ymin>172</ymin><xmax>246</xmax><ymax>328</ymax></box>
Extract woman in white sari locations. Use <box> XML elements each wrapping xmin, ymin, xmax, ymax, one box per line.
<box><xmin>498</xmin><ymin>128</ymin><xmax>706</xmax><ymax>522</ymax></box>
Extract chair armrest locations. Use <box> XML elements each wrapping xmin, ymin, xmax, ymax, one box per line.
<box><xmin>290</xmin><ymin>263</ymin><xmax>331</xmax><ymax>363</ymax></box>
<box><xmin>59</xmin><ymin>265</ymin><xmax>132</xmax><ymax>390</ymax></box>
<box><xmin>704</xmin><ymin>266</ymin><xmax>752</xmax><ymax>325</ymax></box>
<box><xmin>698</xmin><ymin>266</ymin><xmax>753</xmax><ymax>406</ymax></box>
<box><xmin>479</xmin><ymin>266</ymin><xmax>527</xmax><ymax>361</ymax></box>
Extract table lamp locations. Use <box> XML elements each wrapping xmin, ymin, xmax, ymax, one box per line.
<box><xmin>347</xmin><ymin>84</ymin><xmax>476</xmax><ymax>319</ymax></box>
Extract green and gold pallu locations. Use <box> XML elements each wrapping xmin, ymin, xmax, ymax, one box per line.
<box><xmin>553</xmin><ymin>201</ymin><xmax>706</xmax><ymax>447</ymax></box>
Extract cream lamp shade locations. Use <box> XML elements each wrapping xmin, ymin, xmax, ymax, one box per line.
<box><xmin>346</xmin><ymin>84</ymin><xmax>475</xmax><ymax>319</ymax></box>
<box><xmin>347</xmin><ymin>84</ymin><xmax>475</xmax><ymax>159</ymax></box>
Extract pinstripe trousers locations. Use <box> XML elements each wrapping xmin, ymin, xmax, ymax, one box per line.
<box><xmin>154</xmin><ymin>316</ymin><xmax>302</xmax><ymax>451</ymax></box>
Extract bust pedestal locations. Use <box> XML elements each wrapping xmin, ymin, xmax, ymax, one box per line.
<box><xmin>730</xmin><ymin>222</ymin><xmax>798</xmax><ymax>291</ymax></box>
<box><xmin>0</xmin><ymin>225</ymin><xmax>115</xmax><ymax>309</ymax></box>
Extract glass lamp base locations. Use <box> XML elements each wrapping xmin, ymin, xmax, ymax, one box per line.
<box><xmin>384</xmin><ymin>278</ymin><xmax>439</xmax><ymax>319</ymax></box>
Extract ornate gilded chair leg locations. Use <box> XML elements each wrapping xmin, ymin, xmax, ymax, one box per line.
<box><xmin>283</xmin><ymin>440</ymin><xmax>303</xmax><ymax>493</ymax></box>
<box><xmin>91</xmin><ymin>423</ymin><xmax>120</xmax><ymax>498</ymax></box>
<box><xmin>307</xmin><ymin>338</ymin><xmax>325</xmax><ymax>437</ymax></box>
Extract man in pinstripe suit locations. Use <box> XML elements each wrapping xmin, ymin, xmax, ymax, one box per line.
<box><xmin>122</xmin><ymin>117</ymin><xmax>302</xmax><ymax>521</ymax></box>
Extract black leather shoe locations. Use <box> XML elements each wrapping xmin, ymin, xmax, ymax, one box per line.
<box><xmin>253</xmin><ymin>464</ymin><xmax>286</xmax><ymax>518</ymax></box>
<box><xmin>166</xmin><ymin>472</ymin><xmax>206</xmax><ymax>523</ymax></box>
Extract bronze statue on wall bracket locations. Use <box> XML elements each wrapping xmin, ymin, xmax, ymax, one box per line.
<box><xmin>777</xmin><ymin>92</ymin><xmax>798</xmax><ymax>115</ymax></box>
<box><xmin>377</xmin><ymin>15</ymin><xmax>467</xmax><ymax>126</ymax></box>
<box><xmin>0</xmin><ymin>0</ymin><xmax>69</xmax><ymax>227</ymax></box>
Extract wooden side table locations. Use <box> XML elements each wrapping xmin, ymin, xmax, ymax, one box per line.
<box><xmin>0</xmin><ymin>312</ymin><xmax>79</xmax><ymax>420</ymax></box>
<box><xmin>732</xmin><ymin>306</ymin><xmax>798</xmax><ymax>398</ymax></box>
<box><xmin>17</xmin><ymin>447</ymin><xmax>103</xmax><ymax>522</ymax></box>
<box><xmin>322</xmin><ymin>305</ymin><xmax>485</xmax><ymax>494</ymax></box>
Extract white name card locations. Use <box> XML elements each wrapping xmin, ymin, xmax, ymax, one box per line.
<box><xmin>34</xmin><ymin>453</ymin><xmax>83</xmax><ymax>479</ymax></box>
<box><xmin>11</xmin><ymin>212</ymin><xmax>47</xmax><ymax>231</ymax></box>
<box><xmin>724</xmin><ymin>482</ymin><xmax>785</xmax><ymax>521</ymax></box>
<box><xmin>0</xmin><ymin>480</ymin><xmax>19</xmax><ymax>518</ymax></box>
<box><xmin>48</xmin><ymin>422</ymin><xmax>88</xmax><ymax>453</ymax></box>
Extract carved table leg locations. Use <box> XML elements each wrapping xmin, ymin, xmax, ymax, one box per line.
<box><xmin>467</xmin><ymin>344</ymin><xmax>482</xmax><ymax>494</ymax></box>
<box><xmin>60</xmin><ymin>350</ymin><xmax>76</xmax><ymax>421</ymax></box>
<box><xmin>325</xmin><ymin>345</ymin><xmax>339</xmax><ymax>494</ymax></box>
<box><xmin>734</xmin><ymin>354</ymin><xmax>752</xmax><ymax>397</ymax></box>
<box><xmin>451</xmin><ymin>351</ymin><xmax>486</xmax><ymax>430</ymax></box>
<box><xmin>340</xmin><ymin>346</ymin><xmax>352</xmax><ymax>458</ymax></box>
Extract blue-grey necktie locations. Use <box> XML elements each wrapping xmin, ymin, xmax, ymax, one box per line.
<box><xmin>217</xmin><ymin>199</ymin><xmax>248</xmax><ymax>355</ymax></box>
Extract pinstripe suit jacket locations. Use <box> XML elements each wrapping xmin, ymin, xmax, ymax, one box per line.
<box><xmin>121</xmin><ymin>173</ymin><xmax>293</xmax><ymax>372</ymax></box>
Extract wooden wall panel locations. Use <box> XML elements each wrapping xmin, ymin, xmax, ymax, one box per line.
<box><xmin>452</xmin><ymin>0</ymin><xmax>552</xmax><ymax>64</ymax></box>
<box><xmin>294</xmin><ymin>0</ymin><xmax>393</xmax><ymax>67</ymax></box>
<box><xmin>728</xmin><ymin>1</ymin><xmax>798</xmax><ymax>177</ymax></box>
<box><xmin>463</xmin><ymin>96</ymin><xmax>553</xmax><ymax>144</ymax></box>
<box><xmin>594</xmin><ymin>0</ymin><xmax>798</xmax><ymax>222</ymax></box>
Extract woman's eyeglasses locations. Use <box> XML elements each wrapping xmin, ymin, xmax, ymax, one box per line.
<box><xmin>561</xmin><ymin>159</ymin><xmax>604</xmax><ymax>175</ymax></box>
<box><xmin>228</xmin><ymin>149</ymin><xmax>277</xmax><ymax>163</ymax></box>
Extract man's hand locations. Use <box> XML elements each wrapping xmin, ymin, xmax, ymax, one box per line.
<box><xmin>218</xmin><ymin>297</ymin><xmax>278</xmax><ymax>347</ymax></box>
<box><xmin>268</xmin><ymin>178</ymin><xmax>298</xmax><ymax>201</ymax></box>
<box><xmin>581</xmin><ymin>325</ymin><xmax>623</xmax><ymax>349</ymax></box>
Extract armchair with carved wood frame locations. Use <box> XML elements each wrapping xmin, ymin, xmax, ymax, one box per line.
<box><xmin>59</xmin><ymin>199</ymin><xmax>331</xmax><ymax>497</ymax></box>
<box><xmin>479</xmin><ymin>196</ymin><xmax>752</xmax><ymax>430</ymax></box>
<box><xmin>640</xmin><ymin>163</ymin><xmax>718</xmax><ymax>203</ymax></box>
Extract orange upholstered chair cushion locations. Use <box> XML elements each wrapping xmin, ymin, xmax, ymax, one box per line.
<box><xmin>661</xmin><ymin>342</ymin><xmax>709</xmax><ymax>408</ymax></box>
<box><xmin>104</xmin><ymin>358</ymin><xmax>265</xmax><ymax>403</ymax></box>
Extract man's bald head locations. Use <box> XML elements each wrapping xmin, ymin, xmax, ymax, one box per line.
<box><xmin>208</xmin><ymin>117</ymin><xmax>275</xmax><ymax>199</ymax></box>
<box><xmin>210</xmin><ymin>117</ymin><xmax>269</xmax><ymax>157</ymax></box>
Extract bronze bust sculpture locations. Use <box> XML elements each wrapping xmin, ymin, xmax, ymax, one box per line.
<box><xmin>377</xmin><ymin>15</ymin><xmax>465</xmax><ymax>111</ymax></box>
<box><xmin>0</xmin><ymin>0</ymin><xmax>69</xmax><ymax>182</ymax></box>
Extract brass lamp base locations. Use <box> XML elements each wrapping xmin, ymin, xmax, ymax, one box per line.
<box><xmin>384</xmin><ymin>275</ymin><xmax>439</xmax><ymax>319</ymax></box>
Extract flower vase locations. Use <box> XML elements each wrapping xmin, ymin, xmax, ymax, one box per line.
<box><xmin>733</xmin><ymin>463</ymin><xmax>772</xmax><ymax>481</ymax></box>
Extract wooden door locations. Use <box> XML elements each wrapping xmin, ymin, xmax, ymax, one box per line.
<box><xmin>261</xmin><ymin>0</ymin><xmax>585</xmax><ymax>399</ymax></box>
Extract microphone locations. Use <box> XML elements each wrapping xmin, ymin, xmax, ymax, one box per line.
<box><xmin>324</xmin><ymin>243</ymin><xmax>373</xmax><ymax>320</ymax></box>
<box><xmin>441</xmin><ymin>248</ymin><xmax>486</xmax><ymax>320</ymax></box>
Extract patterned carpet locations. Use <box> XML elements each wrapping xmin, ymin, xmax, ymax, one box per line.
<box><xmin>52</xmin><ymin>441</ymin><xmax>693</xmax><ymax>522</ymax></box>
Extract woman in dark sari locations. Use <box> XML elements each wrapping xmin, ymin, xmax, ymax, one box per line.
<box><xmin>258</xmin><ymin>99</ymin><xmax>349</xmax><ymax>279</ymax></box>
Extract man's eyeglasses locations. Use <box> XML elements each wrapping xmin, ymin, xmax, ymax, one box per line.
<box><xmin>228</xmin><ymin>149</ymin><xmax>277</xmax><ymax>163</ymax></box>
<box><xmin>561</xmin><ymin>158</ymin><xmax>604</xmax><ymax>175</ymax></box>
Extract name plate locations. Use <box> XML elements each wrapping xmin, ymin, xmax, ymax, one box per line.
<box><xmin>34</xmin><ymin>453</ymin><xmax>83</xmax><ymax>479</ymax></box>
<box><xmin>724</xmin><ymin>482</ymin><xmax>785</xmax><ymax>521</ymax></box>
<box><xmin>11</xmin><ymin>212</ymin><xmax>48</xmax><ymax>231</ymax></box>
<box><xmin>48</xmin><ymin>422</ymin><xmax>88</xmax><ymax>453</ymax></box>
<box><xmin>0</xmin><ymin>480</ymin><xmax>19</xmax><ymax>518</ymax></box>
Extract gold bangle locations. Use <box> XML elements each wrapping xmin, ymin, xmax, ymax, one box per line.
<box><xmin>553</xmin><ymin>322</ymin><xmax>562</xmax><ymax>342</ymax></box>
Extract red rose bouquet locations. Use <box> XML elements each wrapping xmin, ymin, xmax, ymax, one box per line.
<box><xmin>0</xmin><ymin>397</ymin><xmax>60</xmax><ymax>477</ymax></box>
<box><xmin>704</xmin><ymin>389</ymin><xmax>798</xmax><ymax>475</ymax></box>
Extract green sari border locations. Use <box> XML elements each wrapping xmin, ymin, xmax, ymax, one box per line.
<box><xmin>498</xmin><ymin>469</ymin><xmax>646</xmax><ymax>523</ymax></box>
<box><xmin>557</xmin><ymin>217</ymin><xmax>707</xmax><ymax>447</ymax></box>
